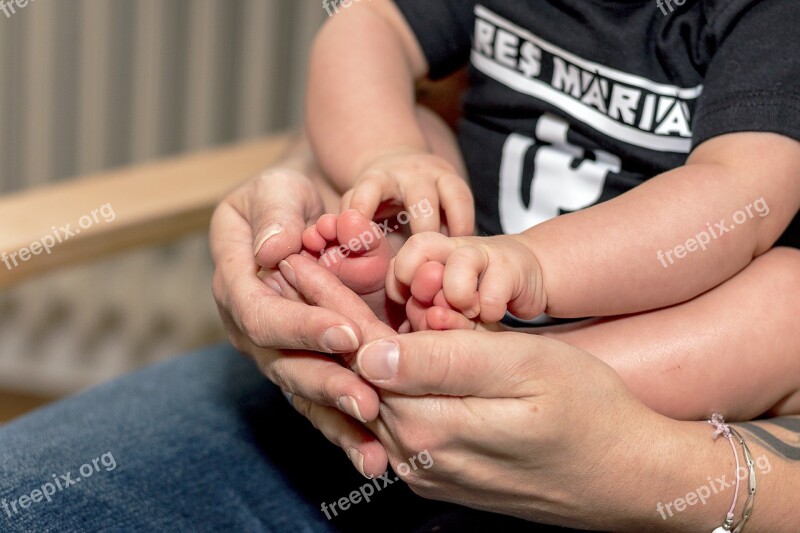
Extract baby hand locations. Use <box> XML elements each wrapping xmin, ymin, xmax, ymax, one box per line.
<box><xmin>342</xmin><ymin>150</ymin><xmax>474</xmax><ymax>237</ymax></box>
<box><xmin>387</xmin><ymin>233</ymin><xmax>547</xmax><ymax>328</ymax></box>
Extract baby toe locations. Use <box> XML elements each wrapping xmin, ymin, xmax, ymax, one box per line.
<box><xmin>426</xmin><ymin>306</ymin><xmax>476</xmax><ymax>331</ymax></box>
<box><xmin>316</xmin><ymin>213</ymin><xmax>340</xmax><ymax>242</ymax></box>
<box><xmin>301</xmin><ymin>225</ymin><xmax>327</xmax><ymax>252</ymax></box>
<box><xmin>337</xmin><ymin>209</ymin><xmax>384</xmax><ymax>254</ymax></box>
<box><xmin>410</xmin><ymin>261</ymin><xmax>445</xmax><ymax>305</ymax></box>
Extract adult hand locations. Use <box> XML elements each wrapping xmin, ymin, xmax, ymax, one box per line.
<box><xmin>353</xmin><ymin>330</ymin><xmax>737</xmax><ymax>531</ymax></box>
<box><xmin>211</xmin><ymin>167</ymin><xmax>396</xmax><ymax>476</ymax></box>
<box><xmin>211</xmin><ymin>166</ymin><xmax>366</xmax><ymax>353</ymax></box>
<box><xmin>273</xmin><ymin>254</ymin><xmax>401</xmax><ymax>477</ymax></box>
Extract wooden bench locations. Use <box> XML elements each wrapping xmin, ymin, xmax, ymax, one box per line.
<box><xmin>0</xmin><ymin>135</ymin><xmax>292</xmax><ymax>290</ymax></box>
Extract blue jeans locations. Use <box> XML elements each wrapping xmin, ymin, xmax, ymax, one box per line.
<box><xmin>0</xmin><ymin>345</ymin><xmax>568</xmax><ymax>532</ymax></box>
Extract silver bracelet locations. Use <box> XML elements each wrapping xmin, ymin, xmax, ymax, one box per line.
<box><xmin>709</xmin><ymin>414</ymin><xmax>756</xmax><ymax>533</ymax></box>
<box><xmin>729</xmin><ymin>426</ymin><xmax>756</xmax><ymax>533</ymax></box>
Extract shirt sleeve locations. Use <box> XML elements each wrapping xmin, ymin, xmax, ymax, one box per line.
<box><xmin>393</xmin><ymin>0</ymin><xmax>476</xmax><ymax>79</ymax></box>
<box><xmin>691</xmin><ymin>0</ymin><xmax>800</xmax><ymax>147</ymax></box>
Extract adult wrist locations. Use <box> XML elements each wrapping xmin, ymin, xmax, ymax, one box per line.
<box><xmin>615</xmin><ymin>416</ymin><xmax>747</xmax><ymax>532</ymax></box>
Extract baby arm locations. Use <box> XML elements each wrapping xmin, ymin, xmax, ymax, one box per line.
<box><xmin>307</xmin><ymin>0</ymin><xmax>473</xmax><ymax>235</ymax></box>
<box><xmin>521</xmin><ymin>132</ymin><xmax>800</xmax><ymax>317</ymax></box>
<box><xmin>390</xmin><ymin>133</ymin><xmax>800</xmax><ymax>327</ymax></box>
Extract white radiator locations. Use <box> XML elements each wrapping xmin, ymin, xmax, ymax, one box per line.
<box><xmin>0</xmin><ymin>0</ymin><xmax>326</xmax><ymax>396</ymax></box>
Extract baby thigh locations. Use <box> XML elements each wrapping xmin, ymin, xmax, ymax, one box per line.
<box><xmin>541</xmin><ymin>247</ymin><xmax>800</xmax><ymax>421</ymax></box>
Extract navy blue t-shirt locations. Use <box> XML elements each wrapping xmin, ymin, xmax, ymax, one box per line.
<box><xmin>395</xmin><ymin>0</ymin><xmax>800</xmax><ymax>247</ymax></box>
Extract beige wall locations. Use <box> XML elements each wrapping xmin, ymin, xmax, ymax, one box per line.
<box><xmin>0</xmin><ymin>1</ymin><xmax>327</xmax><ymax>403</ymax></box>
<box><xmin>0</xmin><ymin>0</ymin><xmax>325</xmax><ymax>193</ymax></box>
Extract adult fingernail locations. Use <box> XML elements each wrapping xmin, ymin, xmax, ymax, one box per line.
<box><xmin>338</xmin><ymin>395</ymin><xmax>366</xmax><ymax>423</ymax></box>
<box><xmin>254</xmin><ymin>224</ymin><xmax>283</xmax><ymax>256</ymax></box>
<box><xmin>358</xmin><ymin>341</ymin><xmax>399</xmax><ymax>381</ymax></box>
<box><xmin>278</xmin><ymin>260</ymin><xmax>296</xmax><ymax>286</ymax></box>
<box><xmin>257</xmin><ymin>271</ymin><xmax>283</xmax><ymax>295</ymax></box>
<box><xmin>321</xmin><ymin>325</ymin><xmax>359</xmax><ymax>353</ymax></box>
<box><xmin>347</xmin><ymin>448</ymin><xmax>370</xmax><ymax>479</ymax></box>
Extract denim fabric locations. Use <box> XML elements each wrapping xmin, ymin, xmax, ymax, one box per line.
<box><xmin>0</xmin><ymin>344</ymin><xmax>569</xmax><ymax>532</ymax></box>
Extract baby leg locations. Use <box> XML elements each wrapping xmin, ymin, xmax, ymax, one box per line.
<box><xmin>541</xmin><ymin>247</ymin><xmax>800</xmax><ymax>421</ymax></box>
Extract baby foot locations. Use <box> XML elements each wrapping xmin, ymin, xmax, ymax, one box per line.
<box><xmin>302</xmin><ymin>209</ymin><xmax>392</xmax><ymax>295</ymax></box>
<box><xmin>405</xmin><ymin>260</ymin><xmax>478</xmax><ymax>331</ymax></box>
